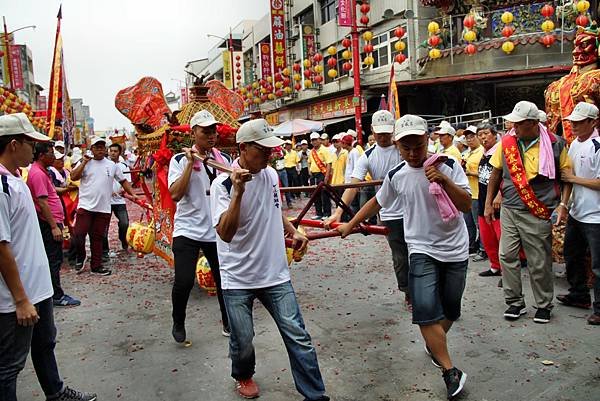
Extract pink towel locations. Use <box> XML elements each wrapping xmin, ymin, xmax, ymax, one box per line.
<box><xmin>506</xmin><ymin>125</ymin><xmax>555</xmax><ymax>179</ymax></box>
<box><xmin>423</xmin><ymin>154</ymin><xmax>460</xmax><ymax>223</ymax></box>
<box><xmin>192</xmin><ymin>146</ymin><xmax>225</xmax><ymax>171</ymax></box>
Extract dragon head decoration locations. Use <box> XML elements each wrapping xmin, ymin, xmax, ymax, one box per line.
<box><xmin>573</xmin><ymin>23</ymin><xmax>600</xmax><ymax>67</ymax></box>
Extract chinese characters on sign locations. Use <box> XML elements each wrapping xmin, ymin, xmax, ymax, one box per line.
<box><xmin>270</xmin><ymin>0</ymin><xmax>287</xmax><ymax>74</ymax></box>
<box><xmin>338</xmin><ymin>0</ymin><xmax>352</xmax><ymax>27</ymax></box>
<box><xmin>222</xmin><ymin>50</ymin><xmax>233</xmax><ymax>89</ymax></box>
<box><xmin>302</xmin><ymin>27</ymin><xmax>316</xmax><ymax>60</ymax></box>
<box><xmin>260</xmin><ymin>43</ymin><xmax>272</xmax><ymax>80</ymax></box>
<box><xmin>9</xmin><ymin>45</ymin><xmax>24</xmax><ymax>90</ymax></box>
<box><xmin>180</xmin><ymin>88</ymin><xmax>188</xmax><ymax>105</ymax></box>
<box><xmin>37</xmin><ymin>95</ymin><xmax>47</xmax><ymax>111</ymax></box>
<box><xmin>309</xmin><ymin>95</ymin><xmax>367</xmax><ymax>120</ymax></box>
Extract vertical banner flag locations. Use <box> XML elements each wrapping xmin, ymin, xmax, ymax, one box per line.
<box><xmin>180</xmin><ymin>87</ymin><xmax>188</xmax><ymax>105</ymax></box>
<box><xmin>338</xmin><ymin>0</ymin><xmax>352</xmax><ymax>26</ymax></box>
<box><xmin>270</xmin><ymin>0</ymin><xmax>286</xmax><ymax>74</ymax></box>
<box><xmin>37</xmin><ymin>95</ymin><xmax>47</xmax><ymax>111</ymax></box>
<box><xmin>222</xmin><ymin>50</ymin><xmax>233</xmax><ymax>89</ymax></box>
<box><xmin>260</xmin><ymin>43</ymin><xmax>272</xmax><ymax>80</ymax></box>
<box><xmin>302</xmin><ymin>25</ymin><xmax>316</xmax><ymax>59</ymax></box>
<box><xmin>47</xmin><ymin>6</ymin><xmax>64</xmax><ymax>139</ymax></box>
<box><xmin>388</xmin><ymin>65</ymin><xmax>400</xmax><ymax>118</ymax></box>
<box><xmin>9</xmin><ymin>45</ymin><xmax>24</xmax><ymax>89</ymax></box>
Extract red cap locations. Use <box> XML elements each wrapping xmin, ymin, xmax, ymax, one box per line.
<box><xmin>341</xmin><ymin>135</ymin><xmax>354</xmax><ymax>145</ymax></box>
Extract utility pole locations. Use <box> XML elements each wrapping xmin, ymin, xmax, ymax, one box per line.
<box><xmin>3</xmin><ymin>16</ymin><xmax>14</xmax><ymax>90</ymax></box>
<box><xmin>350</xmin><ymin>0</ymin><xmax>363</xmax><ymax>144</ymax></box>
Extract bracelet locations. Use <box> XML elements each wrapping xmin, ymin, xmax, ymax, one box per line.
<box><xmin>559</xmin><ymin>202</ymin><xmax>568</xmax><ymax>209</ymax></box>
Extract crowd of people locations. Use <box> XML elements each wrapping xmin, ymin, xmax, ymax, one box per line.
<box><xmin>0</xmin><ymin>95</ymin><xmax>598</xmax><ymax>400</ymax></box>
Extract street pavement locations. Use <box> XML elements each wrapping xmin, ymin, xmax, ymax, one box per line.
<box><xmin>17</xmin><ymin>203</ymin><xmax>600</xmax><ymax>401</ymax></box>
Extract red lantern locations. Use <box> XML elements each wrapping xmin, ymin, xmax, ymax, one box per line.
<box><xmin>275</xmin><ymin>72</ymin><xmax>283</xmax><ymax>81</ymax></box>
<box><xmin>360</xmin><ymin>16</ymin><xmax>369</xmax><ymax>25</ymax></box>
<box><xmin>236</xmin><ymin>69</ymin><xmax>241</xmax><ymax>74</ymax></box>
<box><xmin>294</xmin><ymin>83</ymin><xmax>302</xmax><ymax>91</ymax></box>
<box><xmin>463</xmin><ymin>15</ymin><xmax>476</xmax><ymax>29</ymax></box>
<box><xmin>303</xmin><ymin>70</ymin><xmax>312</xmax><ymax>78</ymax></box>
<box><xmin>275</xmin><ymin>89</ymin><xmax>284</xmax><ymax>97</ymax></box>
<box><xmin>235</xmin><ymin>62</ymin><xmax>241</xmax><ymax>67</ymax></box>
<box><xmin>236</xmin><ymin>75</ymin><xmax>242</xmax><ymax>80</ymax></box>
<box><xmin>542</xmin><ymin>34</ymin><xmax>555</xmax><ymax>47</ymax></box>
<box><xmin>465</xmin><ymin>44</ymin><xmax>477</xmax><ymax>55</ymax></box>
<box><xmin>327</xmin><ymin>57</ymin><xmax>337</xmax><ymax>67</ymax></box>
<box><xmin>313</xmin><ymin>53</ymin><xmax>323</xmax><ymax>62</ymax></box>
<box><xmin>235</xmin><ymin>55</ymin><xmax>241</xmax><ymax>60</ymax></box>
<box><xmin>501</xmin><ymin>25</ymin><xmax>515</xmax><ymax>38</ymax></box>
<box><xmin>342</xmin><ymin>38</ymin><xmax>352</xmax><ymax>48</ymax></box>
<box><xmin>343</xmin><ymin>62</ymin><xmax>352</xmax><ymax>71</ymax></box>
<box><xmin>395</xmin><ymin>53</ymin><xmax>407</xmax><ymax>63</ymax></box>
<box><xmin>394</xmin><ymin>27</ymin><xmax>406</xmax><ymax>38</ymax></box>
<box><xmin>541</xmin><ymin>4</ymin><xmax>555</xmax><ymax>18</ymax></box>
<box><xmin>363</xmin><ymin>43</ymin><xmax>374</xmax><ymax>53</ymax></box>
<box><xmin>293</xmin><ymin>63</ymin><xmax>301</xmax><ymax>72</ymax></box>
<box><xmin>427</xmin><ymin>35</ymin><xmax>441</xmax><ymax>47</ymax></box>
<box><xmin>260</xmin><ymin>95</ymin><xmax>268</xmax><ymax>101</ymax></box>
<box><xmin>314</xmin><ymin>75</ymin><xmax>323</xmax><ymax>83</ymax></box>
<box><xmin>360</xmin><ymin>3</ymin><xmax>370</xmax><ymax>14</ymax></box>
<box><xmin>576</xmin><ymin>14</ymin><xmax>589</xmax><ymax>27</ymax></box>
<box><xmin>282</xmin><ymin>77</ymin><xmax>291</xmax><ymax>86</ymax></box>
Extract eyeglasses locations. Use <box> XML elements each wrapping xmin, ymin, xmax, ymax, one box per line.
<box><xmin>249</xmin><ymin>142</ymin><xmax>273</xmax><ymax>154</ymax></box>
<box><xmin>21</xmin><ymin>138</ymin><xmax>35</xmax><ymax>148</ymax></box>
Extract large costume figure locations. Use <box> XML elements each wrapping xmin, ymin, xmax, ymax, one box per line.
<box><xmin>545</xmin><ymin>25</ymin><xmax>600</xmax><ymax>144</ymax></box>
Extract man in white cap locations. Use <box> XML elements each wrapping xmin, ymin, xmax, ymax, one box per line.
<box><xmin>274</xmin><ymin>139</ymin><xmax>293</xmax><ymax>208</ymax></box>
<box><xmin>210</xmin><ymin>119</ymin><xmax>329</xmax><ymax>401</ymax></box>
<box><xmin>325</xmin><ymin>110</ymin><xmax>411</xmax><ymax>307</ymax></box>
<box><xmin>70</xmin><ymin>136</ymin><xmax>138</xmax><ymax>276</ymax></box>
<box><xmin>434</xmin><ymin>121</ymin><xmax>462</xmax><ymax>160</ymax></box>
<box><xmin>484</xmin><ymin>100</ymin><xmax>572</xmax><ymax>324</ymax></box>
<box><xmin>167</xmin><ymin>109</ymin><xmax>231</xmax><ymax>343</ymax></box>
<box><xmin>298</xmin><ymin>139</ymin><xmax>310</xmax><ymax>187</ymax></box>
<box><xmin>463</xmin><ymin>125</ymin><xmax>485</xmax><ymax>258</ymax></box>
<box><xmin>308</xmin><ymin>132</ymin><xmax>332</xmax><ymax>219</ymax></box>
<box><xmin>283</xmin><ymin>139</ymin><xmax>300</xmax><ymax>202</ymax></box>
<box><xmin>336</xmin><ymin>114</ymin><xmax>470</xmax><ymax>400</ymax></box>
<box><xmin>321</xmin><ymin>132</ymin><xmax>335</xmax><ymax>156</ymax></box>
<box><xmin>53</xmin><ymin>140</ymin><xmax>72</xmax><ymax>170</ymax></box>
<box><xmin>556</xmin><ymin>102</ymin><xmax>600</xmax><ymax>325</ymax></box>
<box><xmin>0</xmin><ymin>113</ymin><xmax>97</xmax><ymax>401</ymax></box>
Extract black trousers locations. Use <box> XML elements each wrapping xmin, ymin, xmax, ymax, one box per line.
<box><xmin>171</xmin><ymin>236</ymin><xmax>229</xmax><ymax>329</ymax></box>
<box><xmin>309</xmin><ymin>173</ymin><xmax>331</xmax><ymax>217</ymax></box>
<box><xmin>38</xmin><ymin>219</ymin><xmax>64</xmax><ymax>300</ymax></box>
<box><xmin>102</xmin><ymin>204</ymin><xmax>130</xmax><ymax>252</ymax></box>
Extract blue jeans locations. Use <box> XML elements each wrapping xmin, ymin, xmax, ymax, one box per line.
<box><xmin>223</xmin><ymin>281</ymin><xmax>328</xmax><ymax>401</ymax></box>
<box><xmin>0</xmin><ymin>297</ymin><xmax>63</xmax><ymax>401</ymax></box>
<box><xmin>409</xmin><ymin>254</ymin><xmax>468</xmax><ymax>325</ymax></box>
<box><xmin>277</xmin><ymin>169</ymin><xmax>292</xmax><ymax>204</ymax></box>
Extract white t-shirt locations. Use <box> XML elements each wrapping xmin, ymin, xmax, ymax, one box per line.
<box><xmin>352</xmin><ymin>144</ymin><xmax>404</xmax><ymax>221</ymax></box>
<box><xmin>0</xmin><ymin>167</ymin><xmax>53</xmax><ymax>313</ymax></box>
<box><xmin>210</xmin><ymin>164</ymin><xmax>290</xmax><ymax>290</ymax></box>
<box><xmin>79</xmin><ymin>158</ymin><xmax>126</xmax><ymax>213</ymax></box>
<box><xmin>376</xmin><ymin>159</ymin><xmax>470</xmax><ymax>262</ymax></box>
<box><xmin>111</xmin><ymin>161</ymin><xmax>131</xmax><ymax>205</ymax></box>
<box><xmin>168</xmin><ymin>151</ymin><xmax>231</xmax><ymax>242</ymax></box>
<box><xmin>568</xmin><ymin>135</ymin><xmax>600</xmax><ymax>223</ymax></box>
<box><xmin>345</xmin><ymin>148</ymin><xmax>361</xmax><ymax>183</ymax></box>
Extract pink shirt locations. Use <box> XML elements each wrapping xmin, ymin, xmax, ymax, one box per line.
<box><xmin>26</xmin><ymin>162</ymin><xmax>64</xmax><ymax>224</ymax></box>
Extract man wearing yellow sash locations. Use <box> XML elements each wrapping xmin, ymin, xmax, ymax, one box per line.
<box><xmin>484</xmin><ymin>101</ymin><xmax>572</xmax><ymax>324</ymax></box>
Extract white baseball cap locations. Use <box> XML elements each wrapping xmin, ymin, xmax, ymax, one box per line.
<box><xmin>236</xmin><ymin>118</ymin><xmax>284</xmax><ymax>147</ymax></box>
<box><xmin>320</xmin><ymin>133</ymin><xmax>328</xmax><ymax>140</ymax></box>
<box><xmin>0</xmin><ymin>113</ymin><xmax>50</xmax><ymax>142</ymax></box>
<box><xmin>284</xmin><ymin>139</ymin><xmax>292</xmax><ymax>145</ymax></box>
<box><xmin>434</xmin><ymin>120</ymin><xmax>456</xmax><ymax>136</ymax></box>
<box><xmin>464</xmin><ymin>125</ymin><xmax>478</xmax><ymax>135</ymax></box>
<box><xmin>54</xmin><ymin>140</ymin><xmax>65</xmax><ymax>148</ymax></box>
<box><xmin>504</xmin><ymin>101</ymin><xmax>540</xmax><ymax>122</ymax></box>
<box><xmin>54</xmin><ymin>150</ymin><xmax>65</xmax><ymax>159</ymax></box>
<box><xmin>332</xmin><ymin>133</ymin><xmax>341</xmax><ymax>141</ymax></box>
<box><xmin>310</xmin><ymin>132</ymin><xmax>320</xmax><ymax>140</ymax></box>
<box><xmin>394</xmin><ymin>115</ymin><xmax>428</xmax><ymax>141</ymax></box>
<box><xmin>347</xmin><ymin>129</ymin><xmax>357</xmax><ymax>138</ymax></box>
<box><xmin>300</xmin><ymin>139</ymin><xmax>308</xmax><ymax>145</ymax></box>
<box><xmin>538</xmin><ymin>111</ymin><xmax>548</xmax><ymax>123</ymax></box>
<box><xmin>371</xmin><ymin>110</ymin><xmax>395</xmax><ymax>134</ymax></box>
<box><xmin>190</xmin><ymin>109</ymin><xmax>219</xmax><ymax>128</ymax></box>
<box><xmin>565</xmin><ymin>102</ymin><xmax>599</xmax><ymax>121</ymax></box>
<box><xmin>90</xmin><ymin>136</ymin><xmax>106</xmax><ymax>146</ymax></box>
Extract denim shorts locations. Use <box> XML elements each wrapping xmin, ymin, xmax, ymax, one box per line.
<box><xmin>409</xmin><ymin>253</ymin><xmax>468</xmax><ymax>325</ymax></box>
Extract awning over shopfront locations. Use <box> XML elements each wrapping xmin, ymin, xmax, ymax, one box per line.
<box><xmin>320</xmin><ymin>115</ymin><xmax>354</xmax><ymax>127</ymax></box>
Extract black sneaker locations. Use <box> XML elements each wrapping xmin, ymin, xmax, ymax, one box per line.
<box><xmin>533</xmin><ymin>308</ymin><xmax>551</xmax><ymax>324</ymax></box>
<box><xmin>424</xmin><ymin>345</ymin><xmax>442</xmax><ymax>368</ymax></box>
<box><xmin>91</xmin><ymin>267</ymin><xmax>111</xmax><ymax>276</ymax></box>
<box><xmin>222</xmin><ymin>326</ymin><xmax>231</xmax><ymax>337</ymax></box>
<box><xmin>74</xmin><ymin>257</ymin><xmax>86</xmax><ymax>274</ymax></box>
<box><xmin>49</xmin><ymin>386</ymin><xmax>97</xmax><ymax>401</ymax></box>
<box><xmin>443</xmin><ymin>367</ymin><xmax>467</xmax><ymax>399</ymax></box>
<box><xmin>504</xmin><ymin>305</ymin><xmax>527</xmax><ymax>320</ymax></box>
<box><xmin>497</xmin><ymin>278</ymin><xmax>503</xmax><ymax>288</ymax></box>
<box><xmin>479</xmin><ymin>269</ymin><xmax>501</xmax><ymax>277</ymax></box>
<box><xmin>172</xmin><ymin>322</ymin><xmax>186</xmax><ymax>343</ymax></box>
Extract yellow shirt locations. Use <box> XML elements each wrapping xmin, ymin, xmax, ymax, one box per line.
<box><xmin>308</xmin><ymin>146</ymin><xmax>332</xmax><ymax>173</ymax></box>
<box><xmin>442</xmin><ymin>145</ymin><xmax>463</xmax><ymax>161</ymax></box>
<box><xmin>283</xmin><ymin>150</ymin><xmax>300</xmax><ymax>169</ymax></box>
<box><xmin>465</xmin><ymin>146</ymin><xmax>484</xmax><ymax>199</ymax></box>
<box><xmin>331</xmin><ymin>149</ymin><xmax>348</xmax><ymax>185</ymax></box>
<box><xmin>490</xmin><ymin>140</ymin><xmax>571</xmax><ymax>181</ymax></box>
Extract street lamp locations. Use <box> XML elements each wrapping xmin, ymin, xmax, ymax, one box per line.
<box><xmin>2</xmin><ymin>17</ymin><xmax>36</xmax><ymax>90</ymax></box>
<box><xmin>207</xmin><ymin>29</ymin><xmax>236</xmax><ymax>91</ymax></box>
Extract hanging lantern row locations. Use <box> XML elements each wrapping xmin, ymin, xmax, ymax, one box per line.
<box><xmin>327</xmin><ymin>46</ymin><xmax>338</xmax><ymax>79</ymax></box>
<box><xmin>540</xmin><ymin>3</ymin><xmax>556</xmax><ymax>47</ymax></box>
<box><xmin>463</xmin><ymin>14</ymin><xmax>478</xmax><ymax>55</ymax></box>
<box><xmin>359</xmin><ymin>1</ymin><xmax>370</xmax><ymax>26</ymax></box>
<box><xmin>427</xmin><ymin>21</ymin><xmax>442</xmax><ymax>59</ymax></box>
<box><xmin>342</xmin><ymin>37</ymin><xmax>352</xmax><ymax>72</ymax></box>
<box><xmin>394</xmin><ymin>26</ymin><xmax>407</xmax><ymax>63</ymax></box>
<box><xmin>501</xmin><ymin>11</ymin><xmax>515</xmax><ymax>54</ymax></box>
<box><xmin>576</xmin><ymin>0</ymin><xmax>590</xmax><ymax>27</ymax></box>
<box><xmin>0</xmin><ymin>88</ymin><xmax>45</xmax><ymax>130</ymax></box>
<box><xmin>363</xmin><ymin>30</ymin><xmax>375</xmax><ymax>66</ymax></box>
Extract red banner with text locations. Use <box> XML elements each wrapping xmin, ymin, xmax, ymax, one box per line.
<box><xmin>338</xmin><ymin>0</ymin><xmax>352</xmax><ymax>26</ymax></box>
<box><xmin>270</xmin><ymin>0</ymin><xmax>287</xmax><ymax>74</ymax></box>
<box><xmin>260</xmin><ymin>43</ymin><xmax>272</xmax><ymax>80</ymax></box>
<box><xmin>9</xmin><ymin>45</ymin><xmax>24</xmax><ymax>90</ymax></box>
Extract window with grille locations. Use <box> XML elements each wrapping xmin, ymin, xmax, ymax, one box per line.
<box><xmin>320</xmin><ymin>0</ymin><xmax>337</xmax><ymax>24</ymax></box>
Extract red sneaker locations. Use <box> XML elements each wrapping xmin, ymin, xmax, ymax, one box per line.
<box><xmin>236</xmin><ymin>378</ymin><xmax>259</xmax><ymax>399</ymax></box>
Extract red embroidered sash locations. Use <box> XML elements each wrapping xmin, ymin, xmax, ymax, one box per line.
<box><xmin>502</xmin><ymin>135</ymin><xmax>551</xmax><ymax>220</ymax></box>
<box><xmin>311</xmin><ymin>148</ymin><xmax>327</xmax><ymax>174</ymax></box>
